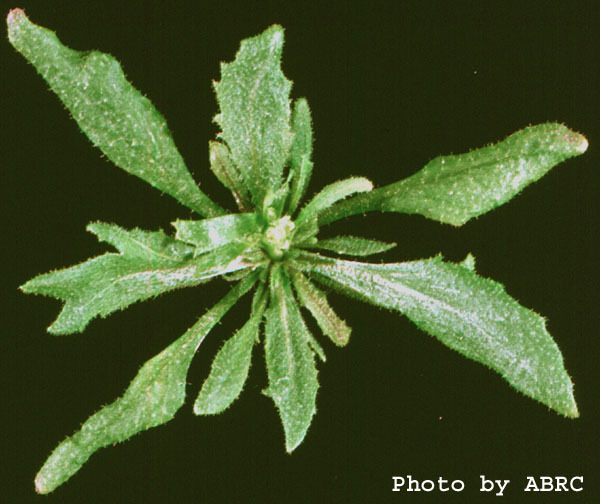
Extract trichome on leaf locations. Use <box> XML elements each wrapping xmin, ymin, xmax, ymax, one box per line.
<box><xmin>8</xmin><ymin>8</ymin><xmax>587</xmax><ymax>494</ymax></box>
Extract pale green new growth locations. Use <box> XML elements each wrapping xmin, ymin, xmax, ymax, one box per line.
<box><xmin>288</xmin><ymin>98</ymin><xmax>314</xmax><ymax>213</ymax></box>
<box><xmin>11</xmin><ymin>8</ymin><xmax>586</xmax><ymax>494</ymax></box>
<box><xmin>310</xmin><ymin>235</ymin><xmax>397</xmax><ymax>257</ymax></box>
<box><xmin>296</xmin><ymin>177</ymin><xmax>373</xmax><ymax>225</ymax></box>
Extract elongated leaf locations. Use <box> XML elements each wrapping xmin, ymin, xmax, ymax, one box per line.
<box><xmin>214</xmin><ymin>25</ymin><xmax>293</xmax><ymax>205</ymax></box>
<box><xmin>34</xmin><ymin>272</ymin><xmax>258</xmax><ymax>494</ymax></box>
<box><xmin>288</xmin><ymin>98</ymin><xmax>314</xmax><ymax>213</ymax></box>
<box><xmin>302</xmin><ymin>252</ymin><xmax>578</xmax><ymax>417</ymax></box>
<box><xmin>7</xmin><ymin>9</ymin><xmax>224</xmax><ymax>217</ymax></box>
<box><xmin>320</xmin><ymin>123</ymin><xmax>588</xmax><ymax>226</ymax></box>
<box><xmin>194</xmin><ymin>286</ymin><xmax>267</xmax><ymax>415</ymax></box>
<box><xmin>311</xmin><ymin>235</ymin><xmax>396</xmax><ymax>257</ymax></box>
<box><xmin>208</xmin><ymin>141</ymin><xmax>252</xmax><ymax>212</ymax></box>
<box><xmin>297</xmin><ymin>177</ymin><xmax>373</xmax><ymax>226</ymax></box>
<box><xmin>306</xmin><ymin>334</ymin><xmax>326</xmax><ymax>362</ymax></box>
<box><xmin>290</xmin><ymin>270</ymin><xmax>350</xmax><ymax>346</ymax></box>
<box><xmin>264</xmin><ymin>267</ymin><xmax>319</xmax><ymax>452</ymax></box>
<box><xmin>173</xmin><ymin>214</ymin><xmax>262</xmax><ymax>255</ymax></box>
<box><xmin>21</xmin><ymin>228</ymin><xmax>259</xmax><ymax>334</ymax></box>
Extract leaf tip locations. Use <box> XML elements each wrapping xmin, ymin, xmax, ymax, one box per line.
<box><xmin>269</xmin><ymin>24</ymin><xmax>284</xmax><ymax>48</ymax></box>
<box><xmin>553</xmin><ymin>124</ymin><xmax>588</xmax><ymax>156</ymax></box>
<box><xmin>34</xmin><ymin>473</ymin><xmax>49</xmax><ymax>495</ymax></box>
<box><xmin>7</xmin><ymin>8</ymin><xmax>29</xmax><ymax>46</ymax></box>
<box><xmin>358</xmin><ymin>177</ymin><xmax>374</xmax><ymax>192</ymax></box>
<box><xmin>574</xmin><ymin>134</ymin><xmax>588</xmax><ymax>154</ymax></box>
<box><xmin>285</xmin><ymin>437</ymin><xmax>302</xmax><ymax>454</ymax></box>
<box><xmin>7</xmin><ymin>7</ymin><xmax>25</xmax><ymax>28</ymax></box>
<box><xmin>19</xmin><ymin>277</ymin><xmax>36</xmax><ymax>294</ymax></box>
<box><xmin>564</xmin><ymin>393</ymin><xmax>579</xmax><ymax>419</ymax></box>
<box><xmin>192</xmin><ymin>402</ymin><xmax>206</xmax><ymax>416</ymax></box>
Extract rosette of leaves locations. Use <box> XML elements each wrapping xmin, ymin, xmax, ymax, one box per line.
<box><xmin>9</xmin><ymin>9</ymin><xmax>587</xmax><ymax>494</ymax></box>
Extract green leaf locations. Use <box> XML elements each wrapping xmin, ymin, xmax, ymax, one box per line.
<box><xmin>7</xmin><ymin>9</ymin><xmax>224</xmax><ymax>217</ymax></box>
<box><xmin>297</xmin><ymin>177</ymin><xmax>373</xmax><ymax>226</ymax></box>
<box><xmin>21</xmin><ymin>225</ymin><xmax>260</xmax><ymax>334</ymax></box>
<box><xmin>88</xmin><ymin>222</ymin><xmax>195</xmax><ymax>261</ymax></box>
<box><xmin>172</xmin><ymin>213</ymin><xmax>262</xmax><ymax>255</ymax></box>
<box><xmin>34</xmin><ymin>272</ymin><xmax>258</xmax><ymax>494</ymax></box>
<box><xmin>290</xmin><ymin>270</ymin><xmax>351</xmax><ymax>346</ymax></box>
<box><xmin>264</xmin><ymin>266</ymin><xmax>319</xmax><ymax>452</ymax></box>
<box><xmin>291</xmin><ymin>216</ymin><xmax>320</xmax><ymax>247</ymax></box>
<box><xmin>193</xmin><ymin>285</ymin><xmax>267</xmax><ymax>415</ymax></box>
<box><xmin>208</xmin><ymin>141</ymin><xmax>252</xmax><ymax>212</ymax></box>
<box><xmin>287</xmin><ymin>98</ymin><xmax>314</xmax><ymax>214</ymax></box>
<box><xmin>302</xmin><ymin>252</ymin><xmax>578</xmax><ymax>418</ymax></box>
<box><xmin>214</xmin><ymin>25</ymin><xmax>293</xmax><ymax>205</ymax></box>
<box><xmin>320</xmin><ymin>123</ymin><xmax>588</xmax><ymax>226</ymax></box>
<box><xmin>311</xmin><ymin>235</ymin><xmax>396</xmax><ymax>257</ymax></box>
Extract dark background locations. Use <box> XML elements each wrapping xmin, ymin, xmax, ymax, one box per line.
<box><xmin>2</xmin><ymin>1</ymin><xmax>598</xmax><ymax>502</ymax></box>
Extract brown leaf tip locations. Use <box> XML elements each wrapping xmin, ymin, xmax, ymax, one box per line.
<box><xmin>7</xmin><ymin>7</ymin><xmax>26</xmax><ymax>27</ymax></box>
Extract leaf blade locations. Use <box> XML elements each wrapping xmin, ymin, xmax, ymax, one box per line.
<box><xmin>214</xmin><ymin>25</ymin><xmax>293</xmax><ymax>205</ymax></box>
<box><xmin>302</xmin><ymin>253</ymin><xmax>578</xmax><ymax>417</ymax></box>
<box><xmin>264</xmin><ymin>267</ymin><xmax>319</xmax><ymax>452</ymax></box>
<box><xmin>7</xmin><ymin>9</ymin><xmax>224</xmax><ymax>217</ymax></box>
<box><xmin>193</xmin><ymin>285</ymin><xmax>267</xmax><ymax>415</ymax></box>
<box><xmin>172</xmin><ymin>213</ymin><xmax>262</xmax><ymax>254</ymax></box>
<box><xmin>297</xmin><ymin>177</ymin><xmax>373</xmax><ymax>226</ymax></box>
<box><xmin>290</xmin><ymin>270</ymin><xmax>350</xmax><ymax>346</ymax></box>
<box><xmin>287</xmin><ymin>98</ymin><xmax>314</xmax><ymax>213</ymax></box>
<box><xmin>21</xmin><ymin>227</ymin><xmax>260</xmax><ymax>334</ymax></box>
<box><xmin>34</xmin><ymin>272</ymin><xmax>258</xmax><ymax>494</ymax></box>
<box><xmin>208</xmin><ymin>141</ymin><xmax>253</xmax><ymax>212</ymax></box>
<box><xmin>310</xmin><ymin>235</ymin><xmax>396</xmax><ymax>257</ymax></box>
<box><xmin>320</xmin><ymin>123</ymin><xmax>588</xmax><ymax>226</ymax></box>
<box><xmin>87</xmin><ymin>222</ymin><xmax>195</xmax><ymax>262</ymax></box>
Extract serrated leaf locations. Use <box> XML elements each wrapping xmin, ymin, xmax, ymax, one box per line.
<box><xmin>7</xmin><ymin>9</ymin><xmax>224</xmax><ymax>217</ymax></box>
<box><xmin>208</xmin><ymin>141</ymin><xmax>252</xmax><ymax>212</ymax></box>
<box><xmin>320</xmin><ymin>123</ymin><xmax>588</xmax><ymax>226</ymax></box>
<box><xmin>34</xmin><ymin>272</ymin><xmax>258</xmax><ymax>494</ymax></box>
<box><xmin>172</xmin><ymin>213</ymin><xmax>262</xmax><ymax>255</ymax></box>
<box><xmin>193</xmin><ymin>286</ymin><xmax>267</xmax><ymax>415</ymax></box>
<box><xmin>287</xmin><ymin>98</ymin><xmax>313</xmax><ymax>213</ymax></box>
<box><xmin>311</xmin><ymin>235</ymin><xmax>396</xmax><ymax>257</ymax></box>
<box><xmin>302</xmin><ymin>252</ymin><xmax>578</xmax><ymax>418</ymax></box>
<box><xmin>213</xmin><ymin>25</ymin><xmax>293</xmax><ymax>205</ymax></box>
<box><xmin>21</xmin><ymin>227</ymin><xmax>259</xmax><ymax>334</ymax></box>
<box><xmin>290</xmin><ymin>270</ymin><xmax>350</xmax><ymax>346</ymax></box>
<box><xmin>264</xmin><ymin>266</ymin><xmax>319</xmax><ymax>452</ymax></box>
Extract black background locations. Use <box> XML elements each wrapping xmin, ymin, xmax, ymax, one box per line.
<box><xmin>2</xmin><ymin>1</ymin><xmax>598</xmax><ymax>503</ymax></box>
